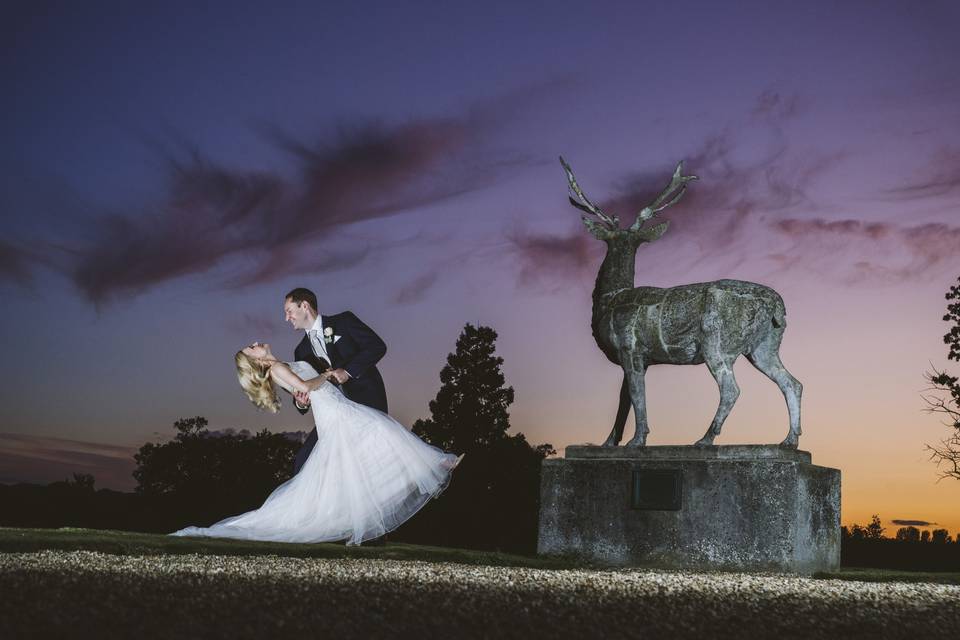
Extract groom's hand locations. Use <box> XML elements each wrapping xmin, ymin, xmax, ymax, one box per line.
<box><xmin>329</xmin><ymin>368</ymin><xmax>351</xmax><ymax>384</ymax></box>
<box><xmin>294</xmin><ymin>391</ymin><xmax>311</xmax><ymax>408</ymax></box>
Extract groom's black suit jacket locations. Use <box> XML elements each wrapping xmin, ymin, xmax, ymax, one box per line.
<box><xmin>293</xmin><ymin>311</ymin><xmax>388</xmax><ymax>414</ymax></box>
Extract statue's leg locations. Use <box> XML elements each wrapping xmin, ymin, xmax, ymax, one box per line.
<box><xmin>602</xmin><ymin>374</ymin><xmax>631</xmax><ymax>447</ymax></box>
<box><xmin>694</xmin><ymin>354</ymin><xmax>740</xmax><ymax>446</ymax></box>
<box><xmin>747</xmin><ymin>340</ymin><xmax>803</xmax><ymax>448</ymax></box>
<box><xmin>624</xmin><ymin>362</ymin><xmax>649</xmax><ymax>447</ymax></box>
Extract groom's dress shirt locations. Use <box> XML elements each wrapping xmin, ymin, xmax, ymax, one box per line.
<box><xmin>294</xmin><ymin>318</ymin><xmax>332</xmax><ymax>411</ymax></box>
<box><xmin>306</xmin><ymin>317</ymin><xmax>331</xmax><ymax>366</ymax></box>
<box><xmin>307</xmin><ymin>317</ymin><xmax>352</xmax><ymax>379</ymax></box>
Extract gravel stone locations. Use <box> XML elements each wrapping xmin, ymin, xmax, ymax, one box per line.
<box><xmin>1</xmin><ymin>550</ymin><xmax>958</xmax><ymax>639</ymax></box>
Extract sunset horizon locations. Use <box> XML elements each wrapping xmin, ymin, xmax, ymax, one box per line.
<box><xmin>2</xmin><ymin>0</ymin><xmax>959</xmax><ymax>539</ymax></box>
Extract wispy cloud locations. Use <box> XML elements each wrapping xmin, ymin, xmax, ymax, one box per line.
<box><xmin>68</xmin><ymin>117</ymin><xmax>513</xmax><ymax>305</ymax></box>
<box><xmin>0</xmin><ymin>241</ymin><xmax>37</xmax><ymax>286</ymax></box>
<box><xmin>890</xmin><ymin>519</ymin><xmax>937</xmax><ymax>527</ymax></box>
<box><xmin>506</xmin><ymin>223</ymin><xmax>599</xmax><ymax>290</ymax></box>
<box><xmin>507</xmin><ymin>90</ymin><xmax>842</xmax><ymax>285</ymax></box>
<box><xmin>751</xmin><ymin>89</ymin><xmax>806</xmax><ymax>121</ymax></box>
<box><xmin>881</xmin><ymin>146</ymin><xmax>960</xmax><ymax>200</ymax></box>
<box><xmin>34</xmin><ymin>78</ymin><xmax>574</xmax><ymax>306</ymax></box>
<box><xmin>771</xmin><ymin>219</ymin><xmax>960</xmax><ymax>283</ymax></box>
<box><xmin>509</xmin><ymin>87</ymin><xmax>960</xmax><ymax>288</ymax></box>
<box><xmin>392</xmin><ymin>272</ymin><xmax>439</xmax><ymax>305</ymax></box>
<box><xmin>605</xmin><ymin>127</ymin><xmax>844</xmax><ymax>256</ymax></box>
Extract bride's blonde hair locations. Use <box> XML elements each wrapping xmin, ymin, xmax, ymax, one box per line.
<box><xmin>235</xmin><ymin>351</ymin><xmax>281</xmax><ymax>413</ymax></box>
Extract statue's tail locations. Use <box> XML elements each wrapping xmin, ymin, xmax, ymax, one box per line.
<box><xmin>771</xmin><ymin>295</ymin><xmax>787</xmax><ymax>329</ymax></box>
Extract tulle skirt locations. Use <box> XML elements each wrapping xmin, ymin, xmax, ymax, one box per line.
<box><xmin>171</xmin><ymin>384</ymin><xmax>458</xmax><ymax>545</ymax></box>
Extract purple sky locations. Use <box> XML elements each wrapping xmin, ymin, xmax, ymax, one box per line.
<box><xmin>2</xmin><ymin>0</ymin><xmax>959</xmax><ymax>533</ymax></box>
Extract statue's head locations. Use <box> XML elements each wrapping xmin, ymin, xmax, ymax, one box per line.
<box><xmin>561</xmin><ymin>156</ymin><xmax>696</xmax><ymax>248</ymax></box>
<box><xmin>581</xmin><ymin>217</ymin><xmax>670</xmax><ymax>246</ymax></box>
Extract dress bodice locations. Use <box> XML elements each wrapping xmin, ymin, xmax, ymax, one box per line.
<box><xmin>272</xmin><ymin>361</ymin><xmax>321</xmax><ymax>395</ymax></box>
<box><xmin>287</xmin><ymin>361</ymin><xmax>320</xmax><ymax>383</ymax></box>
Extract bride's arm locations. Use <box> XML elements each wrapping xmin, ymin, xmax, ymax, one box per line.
<box><xmin>269</xmin><ymin>363</ymin><xmax>330</xmax><ymax>394</ymax></box>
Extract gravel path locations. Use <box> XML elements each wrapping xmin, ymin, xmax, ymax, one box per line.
<box><xmin>1</xmin><ymin>551</ymin><xmax>959</xmax><ymax>639</ymax></box>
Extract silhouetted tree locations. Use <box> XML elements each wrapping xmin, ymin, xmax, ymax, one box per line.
<box><xmin>842</xmin><ymin>515</ymin><xmax>885</xmax><ymax>542</ymax></box>
<box><xmin>133</xmin><ymin>416</ymin><xmax>301</xmax><ymax>527</ymax></box>
<box><xmin>895</xmin><ymin>526</ymin><xmax>921</xmax><ymax>543</ymax></box>
<box><xmin>931</xmin><ymin>528</ymin><xmax>952</xmax><ymax>544</ymax></box>
<box><xmin>63</xmin><ymin>473</ymin><xmax>95</xmax><ymax>491</ymax></box>
<box><xmin>174</xmin><ymin>416</ymin><xmax>209</xmax><ymax>441</ymax></box>
<box><xmin>848</xmin><ymin>524</ymin><xmax>866</xmax><ymax>541</ymax></box>
<box><xmin>46</xmin><ymin>473</ymin><xmax>96</xmax><ymax>496</ymax></box>
<box><xmin>405</xmin><ymin>324</ymin><xmax>554</xmax><ymax>553</ymax></box>
<box><xmin>865</xmin><ymin>514</ymin><xmax>885</xmax><ymax>540</ymax></box>
<box><xmin>842</xmin><ymin>516</ymin><xmax>960</xmax><ymax>570</ymax></box>
<box><xmin>413</xmin><ymin>325</ymin><xmax>516</xmax><ymax>453</ymax></box>
<box><xmin>924</xmin><ymin>276</ymin><xmax>960</xmax><ymax>479</ymax></box>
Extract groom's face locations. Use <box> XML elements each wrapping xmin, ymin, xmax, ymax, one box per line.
<box><xmin>284</xmin><ymin>298</ymin><xmax>314</xmax><ymax>330</ymax></box>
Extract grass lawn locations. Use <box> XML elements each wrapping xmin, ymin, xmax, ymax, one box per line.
<box><xmin>2</xmin><ymin>526</ymin><xmax>960</xmax><ymax>584</ymax></box>
<box><xmin>0</xmin><ymin>526</ymin><xmax>581</xmax><ymax>569</ymax></box>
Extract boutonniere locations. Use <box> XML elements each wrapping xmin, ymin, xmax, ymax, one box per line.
<box><xmin>323</xmin><ymin>327</ymin><xmax>335</xmax><ymax>344</ymax></box>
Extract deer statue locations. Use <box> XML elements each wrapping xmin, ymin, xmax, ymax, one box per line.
<box><xmin>561</xmin><ymin>157</ymin><xmax>802</xmax><ymax>448</ymax></box>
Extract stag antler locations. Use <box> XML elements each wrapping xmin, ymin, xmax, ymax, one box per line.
<box><xmin>560</xmin><ymin>156</ymin><xmax>619</xmax><ymax>229</ymax></box>
<box><xmin>629</xmin><ymin>162</ymin><xmax>698</xmax><ymax>232</ymax></box>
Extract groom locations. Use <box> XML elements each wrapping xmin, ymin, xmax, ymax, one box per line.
<box><xmin>283</xmin><ymin>287</ymin><xmax>388</xmax><ymax>475</ymax></box>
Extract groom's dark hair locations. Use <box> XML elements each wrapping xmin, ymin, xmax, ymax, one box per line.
<box><xmin>285</xmin><ymin>287</ymin><xmax>318</xmax><ymax>312</ymax></box>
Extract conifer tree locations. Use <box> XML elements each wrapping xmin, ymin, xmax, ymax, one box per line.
<box><xmin>405</xmin><ymin>323</ymin><xmax>554</xmax><ymax>552</ymax></box>
<box><xmin>413</xmin><ymin>324</ymin><xmax>515</xmax><ymax>453</ymax></box>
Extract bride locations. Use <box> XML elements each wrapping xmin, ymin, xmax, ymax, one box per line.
<box><xmin>171</xmin><ymin>342</ymin><xmax>462</xmax><ymax>545</ymax></box>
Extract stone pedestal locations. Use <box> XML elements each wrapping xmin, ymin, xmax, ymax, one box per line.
<box><xmin>537</xmin><ymin>445</ymin><xmax>840</xmax><ymax>574</ymax></box>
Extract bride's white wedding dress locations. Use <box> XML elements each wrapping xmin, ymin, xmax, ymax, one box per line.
<box><xmin>171</xmin><ymin>361</ymin><xmax>459</xmax><ymax>545</ymax></box>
